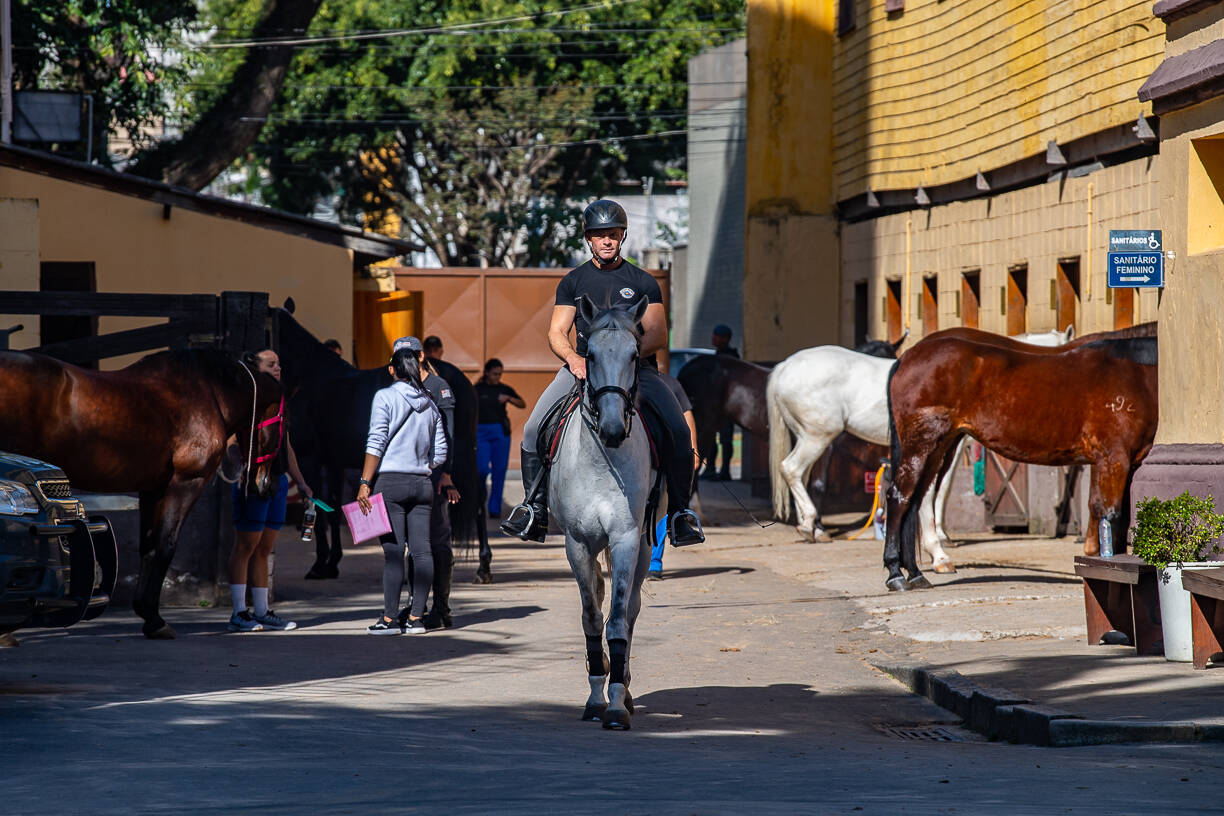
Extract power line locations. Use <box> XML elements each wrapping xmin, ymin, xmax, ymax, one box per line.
<box><xmin>185</xmin><ymin>79</ymin><xmax>745</xmax><ymax>92</ymax></box>
<box><xmin>201</xmin><ymin>0</ymin><xmax>651</xmax><ymax>48</ymax></box>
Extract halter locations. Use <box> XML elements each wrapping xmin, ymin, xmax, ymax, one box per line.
<box><xmin>254</xmin><ymin>397</ymin><xmax>286</xmax><ymax>464</ymax></box>
<box><xmin>237</xmin><ymin>363</ymin><xmax>283</xmax><ymax>490</ymax></box>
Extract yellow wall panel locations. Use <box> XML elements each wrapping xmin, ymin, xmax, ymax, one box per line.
<box><xmin>831</xmin><ymin>0</ymin><xmax>1163</xmax><ymax>198</ymax></box>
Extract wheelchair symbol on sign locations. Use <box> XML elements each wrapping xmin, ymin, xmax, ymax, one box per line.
<box><xmin>1148</xmin><ymin>233</ymin><xmax>1161</xmax><ymax>249</ymax></box>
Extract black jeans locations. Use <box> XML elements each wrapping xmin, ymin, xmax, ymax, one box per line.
<box><xmin>376</xmin><ymin>472</ymin><xmax>433</xmax><ymax>619</ymax></box>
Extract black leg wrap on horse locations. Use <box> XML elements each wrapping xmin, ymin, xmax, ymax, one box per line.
<box><xmin>500</xmin><ymin>449</ymin><xmax>549</xmax><ymax>542</ymax></box>
<box><xmin>608</xmin><ymin>638</ymin><xmax>628</xmax><ymax>685</ymax></box>
<box><xmin>586</xmin><ymin>635</ymin><xmax>606</xmax><ymax>676</ymax></box>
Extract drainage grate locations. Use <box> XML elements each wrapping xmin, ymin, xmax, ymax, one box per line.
<box><xmin>874</xmin><ymin>724</ymin><xmax>965</xmax><ymax>742</ymax></box>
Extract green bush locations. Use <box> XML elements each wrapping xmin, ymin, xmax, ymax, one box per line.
<box><xmin>1131</xmin><ymin>492</ymin><xmax>1224</xmax><ymax>580</ymax></box>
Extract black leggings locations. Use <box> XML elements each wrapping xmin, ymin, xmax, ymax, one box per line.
<box><xmin>376</xmin><ymin>472</ymin><xmax>434</xmax><ymax>619</ymax></box>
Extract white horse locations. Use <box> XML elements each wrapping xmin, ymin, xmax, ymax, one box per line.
<box><xmin>767</xmin><ymin>327</ymin><xmax>1073</xmax><ymax>571</ymax></box>
<box><xmin>553</xmin><ymin>296</ymin><xmax>654</xmax><ymax>730</ymax></box>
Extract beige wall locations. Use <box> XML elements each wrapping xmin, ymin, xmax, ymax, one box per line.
<box><xmin>1152</xmin><ymin>97</ymin><xmax>1224</xmax><ymax>445</ymax></box>
<box><xmin>0</xmin><ymin>197</ymin><xmax>40</xmax><ymax>350</ymax></box>
<box><xmin>0</xmin><ymin>167</ymin><xmax>355</xmax><ymax>367</ymax></box>
<box><xmin>841</xmin><ymin>156</ymin><xmax>1161</xmax><ymax>349</ymax></box>
<box><xmin>745</xmin><ymin>0</ymin><xmax>839</xmax><ymax>360</ymax></box>
<box><xmin>833</xmin><ymin>0</ymin><xmax>1163</xmax><ymax>198</ymax></box>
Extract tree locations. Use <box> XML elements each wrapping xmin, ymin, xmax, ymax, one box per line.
<box><xmin>203</xmin><ymin>0</ymin><xmax>744</xmax><ymax>265</ymax></box>
<box><xmin>11</xmin><ymin>0</ymin><xmax>197</xmax><ymax>164</ymax></box>
<box><xmin>127</xmin><ymin>0</ymin><xmax>326</xmax><ymax>190</ymax></box>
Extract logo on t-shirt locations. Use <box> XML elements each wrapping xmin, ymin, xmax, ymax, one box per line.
<box><xmin>619</xmin><ymin>287</ymin><xmax>635</xmax><ymax>299</ymax></box>
<box><xmin>441</xmin><ymin>388</ymin><xmax>452</xmax><ymax>399</ymax></box>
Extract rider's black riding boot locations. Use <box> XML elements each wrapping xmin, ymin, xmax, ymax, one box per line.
<box><xmin>666</xmin><ymin>449</ymin><xmax>705</xmax><ymax>547</ymax></box>
<box><xmin>500</xmin><ymin>450</ymin><xmax>549</xmax><ymax>542</ymax></box>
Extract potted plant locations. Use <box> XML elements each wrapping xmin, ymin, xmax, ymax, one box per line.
<box><xmin>1131</xmin><ymin>491</ymin><xmax>1224</xmax><ymax>661</ymax></box>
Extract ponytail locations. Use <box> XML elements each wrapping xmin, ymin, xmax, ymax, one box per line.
<box><xmin>391</xmin><ymin>348</ymin><xmax>439</xmax><ymax>413</ymax></box>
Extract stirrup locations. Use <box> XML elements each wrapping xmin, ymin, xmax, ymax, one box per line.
<box><xmin>669</xmin><ymin>509</ymin><xmax>705</xmax><ymax>547</ymax></box>
<box><xmin>500</xmin><ymin>504</ymin><xmax>544</xmax><ymax>541</ymax></box>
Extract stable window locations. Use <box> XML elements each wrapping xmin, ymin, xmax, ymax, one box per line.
<box><xmin>1054</xmin><ymin>258</ymin><xmax>1080</xmax><ymax>334</ymax></box>
<box><xmin>1006</xmin><ymin>264</ymin><xmax>1028</xmax><ymax>336</ymax></box>
<box><xmin>885</xmin><ymin>279</ymin><xmax>902</xmax><ymax>342</ymax></box>
<box><xmin>838</xmin><ymin>0</ymin><xmax>856</xmax><ymax>35</ymax></box>
<box><xmin>960</xmin><ymin>271</ymin><xmax>980</xmax><ymax>328</ymax></box>
<box><xmin>854</xmin><ymin>280</ymin><xmax>869</xmax><ymax>348</ymax></box>
<box><xmin>922</xmin><ymin>275</ymin><xmax>938</xmax><ymax>336</ymax></box>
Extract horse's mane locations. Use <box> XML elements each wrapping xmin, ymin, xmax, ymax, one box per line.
<box><xmin>131</xmin><ymin>347</ymin><xmax>247</xmax><ymax>390</ymax></box>
<box><xmin>1073</xmin><ymin>321</ymin><xmax>1157</xmax><ymax>343</ymax></box>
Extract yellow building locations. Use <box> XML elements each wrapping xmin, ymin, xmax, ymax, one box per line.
<box><xmin>744</xmin><ymin>0</ymin><xmax>1166</xmax><ymax>358</ymax></box>
<box><xmin>0</xmin><ymin>144</ymin><xmax>417</xmax><ymax>364</ymax></box>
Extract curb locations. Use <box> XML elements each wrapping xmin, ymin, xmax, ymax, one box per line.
<box><xmin>874</xmin><ymin>662</ymin><xmax>1224</xmax><ymax>746</ymax></box>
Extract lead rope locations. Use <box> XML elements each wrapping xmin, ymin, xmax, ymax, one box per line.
<box><xmin>240</xmin><ymin>363</ymin><xmax>258</xmax><ymax>491</ymax></box>
<box><xmin>696</xmin><ymin>454</ymin><xmax>776</xmax><ymax>529</ymax></box>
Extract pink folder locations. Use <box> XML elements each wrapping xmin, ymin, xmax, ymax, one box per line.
<box><xmin>342</xmin><ymin>493</ymin><xmax>392</xmax><ymax>544</ymax></box>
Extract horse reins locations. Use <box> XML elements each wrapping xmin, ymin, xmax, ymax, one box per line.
<box><xmin>236</xmin><ymin>363</ymin><xmax>285</xmax><ymax>490</ymax></box>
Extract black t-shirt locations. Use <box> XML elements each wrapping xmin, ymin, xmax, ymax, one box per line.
<box><xmin>555</xmin><ymin>259</ymin><xmax>663</xmax><ymax>356</ymax></box>
<box><xmin>475</xmin><ymin>381</ymin><xmax>521</xmax><ymax>432</ymax></box>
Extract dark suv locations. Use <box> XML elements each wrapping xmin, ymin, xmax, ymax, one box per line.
<box><xmin>0</xmin><ymin>452</ymin><xmax>116</xmax><ymax>635</ymax></box>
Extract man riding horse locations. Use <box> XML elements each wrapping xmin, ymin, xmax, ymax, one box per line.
<box><xmin>501</xmin><ymin>199</ymin><xmax>705</xmax><ymax>547</ymax></box>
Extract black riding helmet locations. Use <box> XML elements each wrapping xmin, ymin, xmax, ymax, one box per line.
<box><xmin>582</xmin><ymin>199</ymin><xmax>628</xmax><ymax>233</ymax></box>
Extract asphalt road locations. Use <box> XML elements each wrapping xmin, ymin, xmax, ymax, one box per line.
<box><xmin>3</xmin><ymin>500</ymin><xmax>1223</xmax><ymax>815</ymax></box>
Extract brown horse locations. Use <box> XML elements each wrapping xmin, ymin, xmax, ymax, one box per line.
<box><xmin>883</xmin><ymin>328</ymin><xmax>1157</xmax><ymax>592</ymax></box>
<box><xmin>0</xmin><ymin>348</ymin><xmax>283</xmax><ymax>637</ymax></box>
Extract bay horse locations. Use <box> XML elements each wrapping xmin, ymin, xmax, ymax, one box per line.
<box><xmin>883</xmin><ymin>328</ymin><xmax>1158</xmax><ymax>592</ymax></box>
<box><xmin>0</xmin><ymin>348</ymin><xmax>284</xmax><ymax>637</ymax></box>
<box><xmin>271</xmin><ymin>308</ymin><xmax>489</xmax><ymax>582</ymax></box>
<box><xmin>555</xmin><ymin>296</ymin><xmax>654</xmax><ymax>730</ymax></box>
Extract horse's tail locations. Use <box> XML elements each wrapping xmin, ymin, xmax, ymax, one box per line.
<box><xmin>886</xmin><ymin>359</ymin><xmax>901</xmax><ymax>484</ymax></box>
<box><xmin>766</xmin><ymin>366</ymin><xmax>793</xmax><ymax>522</ymax></box>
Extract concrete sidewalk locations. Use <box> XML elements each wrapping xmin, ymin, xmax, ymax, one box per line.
<box><xmin>691</xmin><ymin>479</ymin><xmax>1224</xmax><ymax>745</ymax></box>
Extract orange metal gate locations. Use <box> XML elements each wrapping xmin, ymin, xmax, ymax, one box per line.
<box><xmin>385</xmin><ymin>267</ymin><xmax>669</xmax><ymax>453</ymax></box>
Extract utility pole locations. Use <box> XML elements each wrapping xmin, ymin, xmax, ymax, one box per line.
<box><xmin>1</xmin><ymin>0</ymin><xmax>11</xmax><ymax>144</ymax></box>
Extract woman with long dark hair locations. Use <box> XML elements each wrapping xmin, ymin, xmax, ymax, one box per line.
<box><xmin>474</xmin><ymin>357</ymin><xmax>524</xmax><ymax>518</ymax></box>
<box><xmin>358</xmin><ymin>337</ymin><xmax>448</xmax><ymax>634</ymax></box>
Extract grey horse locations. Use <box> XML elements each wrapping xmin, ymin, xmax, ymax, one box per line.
<box><xmin>553</xmin><ymin>295</ymin><xmax>654</xmax><ymax>730</ymax></box>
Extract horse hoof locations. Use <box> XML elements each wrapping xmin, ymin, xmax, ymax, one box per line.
<box><xmin>797</xmin><ymin>526</ymin><xmax>815</xmax><ymax>542</ymax></box>
<box><xmin>582</xmin><ymin>703</ymin><xmax>607</xmax><ymax>722</ymax></box>
<box><xmin>647</xmin><ymin>570</ymin><xmax>663</xmax><ymax>581</ymax></box>
<box><xmin>907</xmin><ymin>575</ymin><xmax>934</xmax><ymax>590</ymax></box>
<box><xmin>885</xmin><ymin>577</ymin><xmax>910</xmax><ymax>592</ymax></box>
<box><xmin>624</xmin><ymin>691</ymin><xmax>635</xmax><ymax>714</ymax></box>
<box><xmin>933</xmin><ymin>562</ymin><xmax>957</xmax><ymax>574</ymax></box>
<box><xmin>472</xmin><ymin>568</ymin><xmax>493</xmax><ymax>585</ymax></box>
<box><xmin>812</xmin><ymin>530</ymin><xmax>832</xmax><ymax>543</ymax></box>
<box><xmin>143</xmin><ymin>623</ymin><xmax>176</xmax><ymax>640</ymax></box>
<box><xmin>304</xmin><ymin>566</ymin><xmax>328</xmax><ymax>580</ymax></box>
<box><xmin>601</xmin><ymin>708</ymin><xmax>631</xmax><ymax>730</ymax></box>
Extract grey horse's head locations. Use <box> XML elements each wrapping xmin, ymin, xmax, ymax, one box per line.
<box><xmin>577</xmin><ymin>294</ymin><xmax>648</xmax><ymax>448</ymax></box>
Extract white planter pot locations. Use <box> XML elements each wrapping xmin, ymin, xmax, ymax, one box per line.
<box><xmin>1156</xmin><ymin>563</ymin><xmax>1217</xmax><ymax>662</ymax></box>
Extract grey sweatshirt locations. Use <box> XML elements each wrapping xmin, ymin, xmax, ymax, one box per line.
<box><xmin>365</xmin><ymin>380</ymin><xmax>448</xmax><ymax>475</ymax></box>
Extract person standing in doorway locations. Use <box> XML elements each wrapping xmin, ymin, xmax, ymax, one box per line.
<box><xmin>228</xmin><ymin>348</ymin><xmax>312</xmax><ymax>633</ymax></box>
<box><xmin>705</xmin><ymin>324</ymin><xmax>739</xmax><ymax>481</ymax></box>
<box><xmin>474</xmin><ymin>358</ymin><xmax>525</xmax><ymax>519</ymax></box>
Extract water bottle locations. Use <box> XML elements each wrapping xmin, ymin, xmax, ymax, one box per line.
<box><xmin>301</xmin><ymin>499</ymin><xmax>316</xmax><ymax>543</ymax></box>
<box><xmin>1098</xmin><ymin>518</ymin><xmax>1113</xmax><ymax>558</ymax></box>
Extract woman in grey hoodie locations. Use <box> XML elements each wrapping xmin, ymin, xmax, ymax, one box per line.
<box><xmin>357</xmin><ymin>339</ymin><xmax>448</xmax><ymax>634</ymax></box>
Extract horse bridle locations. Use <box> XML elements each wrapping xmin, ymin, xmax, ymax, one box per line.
<box><xmin>581</xmin><ymin>326</ymin><xmax>640</xmax><ymax>435</ymax></box>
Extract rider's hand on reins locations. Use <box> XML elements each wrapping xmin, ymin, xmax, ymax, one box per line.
<box><xmin>357</xmin><ymin>483</ymin><xmax>372</xmax><ymax>515</ymax></box>
<box><xmin>567</xmin><ymin>354</ymin><xmax>587</xmax><ymax>380</ymax></box>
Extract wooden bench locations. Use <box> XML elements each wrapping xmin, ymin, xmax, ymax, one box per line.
<box><xmin>1180</xmin><ymin>567</ymin><xmax>1224</xmax><ymax>669</ymax></box>
<box><xmin>1073</xmin><ymin>555</ymin><xmax>1163</xmax><ymax>656</ymax></box>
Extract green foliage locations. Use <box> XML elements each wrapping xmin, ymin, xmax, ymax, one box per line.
<box><xmin>12</xmin><ymin>0</ymin><xmax>197</xmax><ymax>163</ymax></box>
<box><xmin>1131</xmin><ymin>492</ymin><xmax>1224</xmax><ymax>578</ymax></box>
<box><xmin>182</xmin><ymin>0</ymin><xmax>744</xmax><ymax>265</ymax></box>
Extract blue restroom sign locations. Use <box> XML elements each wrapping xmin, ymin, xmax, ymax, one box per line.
<box><xmin>1107</xmin><ymin>230</ymin><xmax>1163</xmax><ymax>288</ymax></box>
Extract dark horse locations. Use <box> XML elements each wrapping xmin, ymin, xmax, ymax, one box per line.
<box><xmin>677</xmin><ymin>336</ymin><xmax>902</xmax><ymax>529</ymax></box>
<box><xmin>0</xmin><ymin>348</ymin><xmax>283</xmax><ymax>637</ymax></box>
<box><xmin>271</xmin><ymin>308</ymin><xmax>490</xmax><ymax>582</ymax></box>
<box><xmin>883</xmin><ymin>327</ymin><xmax>1158</xmax><ymax>592</ymax></box>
